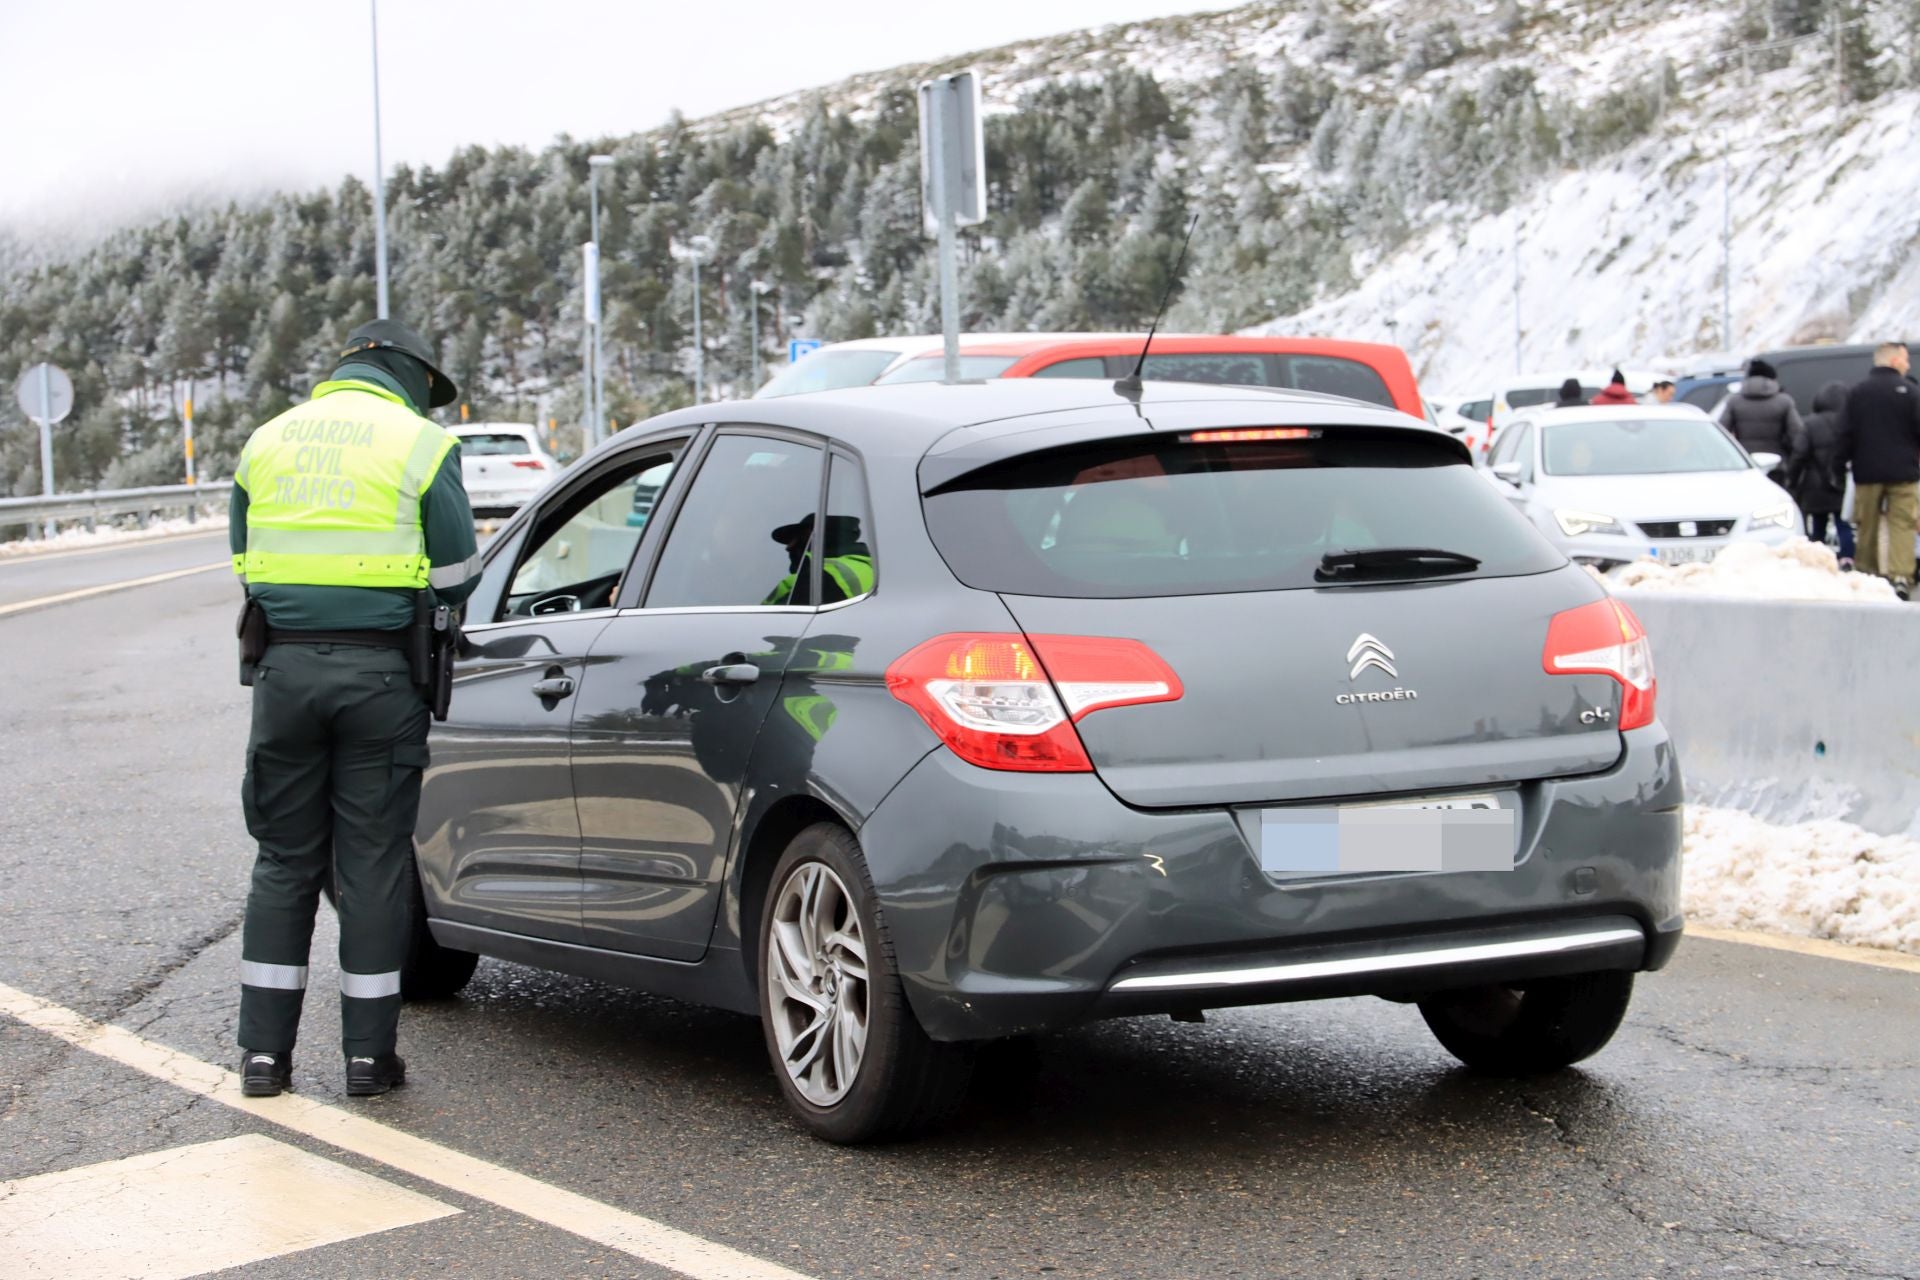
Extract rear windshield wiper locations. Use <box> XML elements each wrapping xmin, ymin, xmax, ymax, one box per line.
<box><xmin>1315</xmin><ymin>547</ymin><xmax>1482</xmax><ymax>582</ymax></box>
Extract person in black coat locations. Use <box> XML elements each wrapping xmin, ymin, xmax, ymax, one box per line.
<box><xmin>1836</xmin><ymin>342</ymin><xmax>1920</xmax><ymax>591</ymax></box>
<box><xmin>1790</xmin><ymin>381</ymin><xmax>1853</xmax><ymax>559</ymax></box>
<box><xmin>1719</xmin><ymin>358</ymin><xmax>1804</xmax><ymax>483</ymax></box>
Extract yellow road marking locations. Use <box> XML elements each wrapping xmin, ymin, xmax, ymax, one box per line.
<box><xmin>0</xmin><ymin>561</ymin><xmax>227</xmax><ymax>618</ymax></box>
<box><xmin>1688</xmin><ymin>925</ymin><xmax>1920</xmax><ymax>974</ymax></box>
<box><xmin>0</xmin><ymin>1134</ymin><xmax>456</xmax><ymax>1280</ymax></box>
<box><xmin>0</xmin><ymin>981</ymin><xmax>816</xmax><ymax>1280</ymax></box>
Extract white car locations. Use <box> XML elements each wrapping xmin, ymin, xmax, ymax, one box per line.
<box><xmin>1482</xmin><ymin>404</ymin><xmax>1799</xmax><ymax>569</ymax></box>
<box><xmin>453</xmin><ymin>423</ymin><xmax>560</xmax><ymax>516</ymax></box>
<box><xmin>1486</xmin><ymin>368</ymin><xmax>1662</xmax><ymax>438</ymax></box>
<box><xmin>1427</xmin><ymin>393</ymin><xmax>1493</xmax><ymax>440</ymax></box>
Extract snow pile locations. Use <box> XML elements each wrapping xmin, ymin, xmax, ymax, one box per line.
<box><xmin>1685</xmin><ymin>806</ymin><xmax>1920</xmax><ymax>954</ymax></box>
<box><xmin>0</xmin><ymin>513</ymin><xmax>226</xmax><ymax>557</ymax></box>
<box><xmin>1608</xmin><ymin>538</ymin><xmax>1900</xmax><ymax>602</ymax></box>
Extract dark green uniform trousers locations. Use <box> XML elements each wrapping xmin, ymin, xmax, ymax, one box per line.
<box><xmin>238</xmin><ymin>641</ymin><xmax>429</xmax><ymax>1058</ymax></box>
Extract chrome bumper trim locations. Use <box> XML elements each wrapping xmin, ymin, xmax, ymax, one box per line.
<box><xmin>1107</xmin><ymin>925</ymin><xmax>1646</xmax><ymax>993</ymax></box>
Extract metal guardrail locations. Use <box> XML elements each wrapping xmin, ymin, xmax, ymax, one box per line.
<box><xmin>0</xmin><ymin>481</ymin><xmax>231</xmax><ymax>531</ymax></box>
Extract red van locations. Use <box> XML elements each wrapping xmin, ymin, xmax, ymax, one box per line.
<box><xmin>872</xmin><ymin>335</ymin><xmax>1426</xmax><ymax>418</ymax></box>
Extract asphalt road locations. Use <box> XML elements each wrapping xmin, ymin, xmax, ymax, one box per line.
<box><xmin>0</xmin><ymin>528</ymin><xmax>230</xmax><ymax>608</ymax></box>
<box><xmin>1</xmin><ymin>558</ymin><xmax>1916</xmax><ymax>1280</ymax></box>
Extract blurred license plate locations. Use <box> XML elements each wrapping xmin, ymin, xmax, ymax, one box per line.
<box><xmin>1260</xmin><ymin>795</ymin><xmax>1515</xmax><ymax>874</ymax></box>
<box><xmin>1654</xmin><ymin>543</ymin><xmax>1717</xmax><ymax>566</ymax></box>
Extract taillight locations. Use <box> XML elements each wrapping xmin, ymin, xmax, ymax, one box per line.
<box><xmin>1543</xmin><ymin>598</ymin><xmax>1655</xmax><ymax>730</ymax></box>
<box><xmin>885</xmin><ymin>633</ymin><xmax>1182</xmax><ymax>772</ymax></box>
<box><xmin>510</xmin><ymin>458</ymin><xmax>547</xmax><ymax>471</ymax></box>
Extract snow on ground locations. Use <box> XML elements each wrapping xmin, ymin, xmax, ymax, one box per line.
<box><xmin>0</xmin><ymin>513</ymin><xmax>226</xmax><ymax>558</ymax></box>
<box><xmin>1608</xmin><ymin>538</ymin><xmax>1900</xmax><ymax>602</ymax></box>
<box><xmin>1686</xmin><ymin>806</ymin><xmax>1920</xmax><ymax>954</ymax></box>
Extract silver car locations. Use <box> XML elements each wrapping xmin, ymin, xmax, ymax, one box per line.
<box><xmin>1484</xmin><ymin>405</ymin><xmax>1799</xmax><ymax>569</ymax></box>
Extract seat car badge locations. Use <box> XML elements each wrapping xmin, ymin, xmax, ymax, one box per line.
<box><xmin>1346</xmin><ymin>634</ymin><xmax>1397</xmax><ymax>680</ymax></box>
<box><xmin>1337</xmin><ymin>634</ymin><xmax>1419</xmax><ymax>705</ymax></box>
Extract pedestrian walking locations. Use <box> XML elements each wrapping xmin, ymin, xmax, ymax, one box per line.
<box><xmin>1590</xmin><ymin>369</ymin><xmax>1638</xmax><ymax>406</ymax></box>
<box><xmin>1837</xmin><ymin>341</ymin><xmax>1920</xmax><ymax>596</ymax></box>
<box><xmin>1791</xmin><ymin>381</ymin><xmax>1854</xmax><ymax>563</ymax></box>
<box><xmin>230</xmin><ymin>320</ymin><xmax>480</xmax><ymax>1097</ymax></box>
<box><xmin>1554</xmin><ymin>377</ymin><xmax>1586</xmax><ymax>408</ymax></box>
<box><xmin>1718</xmin><ymin>358</ymin><xmax>1804</xmax><ymax>483</ymax></box>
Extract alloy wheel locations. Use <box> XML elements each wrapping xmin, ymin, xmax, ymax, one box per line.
<box><xmin>766</xmin><ymin>860</ymin><xmax>870</xmax><ymax>1106</ymax></box>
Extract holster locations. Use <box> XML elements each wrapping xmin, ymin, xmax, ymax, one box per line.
<box><xmin>237</xmin><ymin>596</ymin><xmax>268</xmax><ymax>687</ymax></box>
<box><xmin>409</xmin><ymin>593</ymin><xmax>459</xmax><ymax>722</ymax></box>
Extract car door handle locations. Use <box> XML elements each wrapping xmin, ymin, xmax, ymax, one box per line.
<box><xmin>531</xmin><ymin>676</ymin><xmax>575</xmax><ymax>699</ymax></box>
<box><xmin>698</xmin><ymin>663</ymin><xmax>760</xmax><ymax>686</ymax></box>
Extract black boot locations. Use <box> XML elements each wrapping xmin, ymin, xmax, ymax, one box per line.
<box><xmin>241</xmin><ymin>1051</ymin><xmax>293</xmax><ymax>1097</ymax></box>
<box><xmin>345</xmin><ymin>1053</ymin><xmax>406</xmax><ymax>1096</ymax></box>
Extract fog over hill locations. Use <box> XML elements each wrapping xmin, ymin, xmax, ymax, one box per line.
<box><xmin>4</xmin><ymin>0</ymin><xmax>1915</xmax><ymax>494</ymax></box>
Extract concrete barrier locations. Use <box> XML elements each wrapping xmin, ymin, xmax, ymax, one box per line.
<box><xmin>1618</xmin><ymin>590</ymin><xmax>1920</xmax><ymax>838</ymax></box>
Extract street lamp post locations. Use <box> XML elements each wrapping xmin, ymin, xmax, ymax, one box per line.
<box><xmin>369</xmin><ymin>0</ymin><xmax>390</xmax><ymax>319</ymax></box>
<box><xmin>749</xmin><ymin>279</ymin><xmax>773</xmax><ymax>391</ymax></box>
<box><xmin>587</xmin><ymin>154</ymin><xmax>613</xmax><ymax>446</ymax></box>
<box><xmin>686</xmin><ymin>234</ymin><xmax>713</xmax><ymax>403</ymax></box>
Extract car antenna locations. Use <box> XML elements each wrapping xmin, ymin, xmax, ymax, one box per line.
<box><xmin>1113</xmin><ymin>211</ymin><xmax>1201</xmax><ymax>403</ymax></box>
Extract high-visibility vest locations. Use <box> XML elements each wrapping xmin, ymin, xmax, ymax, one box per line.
<box><xmin>762</xmin><ymin>554</ymin><xmax>875</xmax><ymax>607</ymax></box>
<box><xmin>233</xmin><ymin>380</ymin><xmax>456</xmax><ymax>589</ymax></box>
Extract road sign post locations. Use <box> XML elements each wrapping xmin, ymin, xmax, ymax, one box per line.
<box><xmin>182</xmin><ymin>392</ymin><xmax>197</xmax><ymax>523</ymax></box>
<box><xmin>16</xmin><ymin>362</ymin><xmax>74</xmax><ymax>538</ymax></box>
<box><xmin>918</xmin><ymin>70</ymin><xmax>986</xmax><ymax>385</ymax></box>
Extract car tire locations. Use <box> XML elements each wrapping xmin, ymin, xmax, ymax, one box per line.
<box><xmin>1418</xmin><ymin>970</ymin><xmax>1634</xmax><ymax>1075</ymax></box>
<box><xmin>400</xmin><ymin>866</ymin><xmax>479</xmax><ymax>1000</ymax></box>
<box><xmin>757</xmin><ymin>822</ymin><xmax>973</xmax><ymax>1143</ymax></box>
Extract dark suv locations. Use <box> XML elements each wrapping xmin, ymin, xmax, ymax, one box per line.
<box><xmin>405</xmin><ymin>379</ymin><xmax>1685</xmax><ymax>1142</ymax></box>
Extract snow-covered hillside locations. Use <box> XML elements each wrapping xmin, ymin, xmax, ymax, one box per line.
<box><xmin>1257</xmin><ymin>83</ymin><xmax>1920</xmax><ymax>390</ymax></box>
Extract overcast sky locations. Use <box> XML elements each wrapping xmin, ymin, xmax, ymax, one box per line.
<box><xmin>0</xmin><ymin>0</ymin><xmax>1228</xmax><ymax>235</ymax></box>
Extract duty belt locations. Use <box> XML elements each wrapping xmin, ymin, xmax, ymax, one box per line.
<box><xmin>266</xmin><ymin>628</ymin><xmax>410</xmax><ymax>650</ymax></box>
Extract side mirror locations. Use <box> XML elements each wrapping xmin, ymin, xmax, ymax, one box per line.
<box><xmin>1492</xmin><ymin>461</ymin><xmax>1523</xmax><ymax>486</ymax></box>
<box><xmin>1751</xmin><ymin>452</ymin><xmax>1782</xmax><ymax>471</ymax></box>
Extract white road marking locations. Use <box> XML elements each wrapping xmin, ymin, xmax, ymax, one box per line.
<box><xmin>0</xmin><ymin>561</ymin><xmax>227</xmax><ymax>618</ymax></box>
<box><xmin>0</xmin><ymin>1134</ymin><xmax>457</xmax><ymax>1280</ymax></box>
<box><xmin>0</xmin><ymin>980</ymin><xmax>816</xmax><ymax>1280</ymax></box>
<box><xmin>0</xmin><ymin>527</ymin><xmax>228</xmax><ymax>567</ymax></box>
<box><xmin>1688</xmin><ymin>925</ymin><xmax>1920</xmax><ymax>974</ymax></box>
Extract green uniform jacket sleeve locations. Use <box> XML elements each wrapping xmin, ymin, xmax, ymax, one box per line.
<box><xmin>230</xmin><ymin>480</ymin><xmax>249</xmax><ymax>568</ymax></box>
<box><xmin>422</xmin><ymin>443</ymin><xmax>481</xmax><ymax>606</ymax></box>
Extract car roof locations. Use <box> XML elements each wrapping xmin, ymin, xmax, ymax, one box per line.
<box><xmin>452</xmin><ymin>422</ymin><xmax>540</xmax><ymax>433</ymax></box>
<box><xmin>621</xmin><ymin>376</ymin><xmax>1441</xmax><ymax>461</ymax></box>
<box><xmin>1515</xmin><ymin>404</ymin><xmax>1712</xmax><ymax>427</ymax></box>
<box><xmin>891</xmin><ymin>333</ymin><xmax>1409</xmax><ymax>360</ymax></box>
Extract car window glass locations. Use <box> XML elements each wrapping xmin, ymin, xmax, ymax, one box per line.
<box><xmin>1140</xmin><ymin>353</ymin><xmax>1273</xmax><ymax>386</ymax></box>
<box><xmin>1030</xmin><ymin>357</ymin><xmax>1110</xmax><ymax>379</ymax></box>
<box><xmin>875</xmin><ymin>355</ymin><xmax>1019</xmax><ymax>384</ymax></box>
<box><xmin>503</xmin><ymin>451</ymin><xmax>679</xmax><ymax>619</ymax></box>
<box><xmin>645</xmin><ymin>435</ymin><xmax>825</xmax><ymax>609</ymax></box>
<box><xmin>459</xmin><ymin>433</ymin><xmax>533</xmax><ymax>455</ymax></box>
<box><xmin>1513</xmin><ymin>425</ymin><xmax>1536</xmax><ymax>480</ymax></box>
<box><xmin>1680</xmin><ymin>384</ymin><xmax>1724</xmax><ymax>410</ymax></box>
<box><xmin>1775</xmin><ymin>356</ymin><xmax>1863</xmax><ymax>415</ymax></box>
<box><xmin>755</xmin><ymin>350</ymin><xmax>899</xmax><ymax>398</ymax></box>
<box><xmin>1487</xmin><ymin>422</ymin><xmax>1523</xmax><ymax>468</ymax></box>
<box><xmin>1459</xmin><ymin>399</ymin><xmax>1492</xmax><ymax>420</ymax></box>
<box><xmin>1542</xmin><ymin>419</ymin><xmax>1751</xmax><ymax>476</ymax></box>
<box><xmin>819</xmin><ymin>454</ymin><xmax>876</xmax><ymax>604</ymax></box>
<box><xmin>924</xmin><ymin>431</ymin><xmax>1561</xmax><ymax>599</ymax></box>
<box><xmin>1276</xmin><ymin>356</ymin><xmax>1395</xmax><ymax>407</ymax></box>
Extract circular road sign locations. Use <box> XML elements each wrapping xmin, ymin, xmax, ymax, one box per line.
<box><xmin>15</xmin><ymin>362</ymin><xmax>74</xmax><ymax>425</ymax></box>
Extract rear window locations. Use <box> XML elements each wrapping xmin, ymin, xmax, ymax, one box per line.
<box><xmin>875</xmin><ymin>355</ymin><xmax>1020</xmax><ymax>384</ymax></box>
<box><xmin>755</xmin><ymin>350</ymin><xmax>899</xmax><ymax>398</ymax></box>
<box><xmin>1136</xmin><ymin>353</ymin><xmax>1396</xmax><ymax>408</ymax></box>
<box><xmin>923</xmin><ymin>432</ymin><xmax>1562</xmax><ymax>599</ymax></box>
<box><xmin>460</xmin><ymin>433</ymin><xmax>533</xmax><ymax>455</ymax></box>
<box><xmin>1508</xmin><ymin>386</ymin><xmax>1598</xmax><ymax>409</ymax></box>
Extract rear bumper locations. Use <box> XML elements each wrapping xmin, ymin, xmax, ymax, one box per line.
<box><xmin>859</xmin><ymin>725</ymin><xmax>1684</xmax><ymax>1041</ymax></box>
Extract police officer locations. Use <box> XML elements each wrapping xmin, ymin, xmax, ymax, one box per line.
<box><xmin>231</xmin><ymin>320</ymin><xmax>480</xmax><ymax>1098</ymax></box>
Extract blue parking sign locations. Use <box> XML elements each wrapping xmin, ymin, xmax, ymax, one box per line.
<box><xmin>788</xmin><ymin>338</ymin><xmax>823</xmax><ymax>363</ymax></box>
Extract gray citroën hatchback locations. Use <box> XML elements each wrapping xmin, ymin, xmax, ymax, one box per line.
<box><xmin>404</xmin><ymin>378</ymin><xmax>1683</xmax><ymax>1142</ymax></box>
